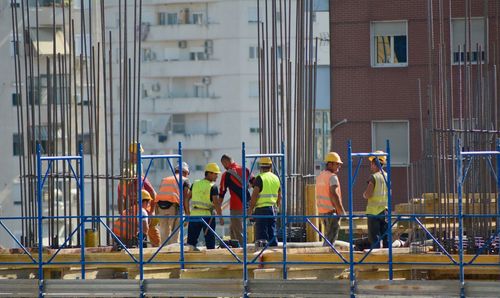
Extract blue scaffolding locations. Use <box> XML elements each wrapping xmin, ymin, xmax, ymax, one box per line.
<box><xmin>1</xmin><ymin>140</ymin><xmax>500</xmax><ymax>297</ymax></box>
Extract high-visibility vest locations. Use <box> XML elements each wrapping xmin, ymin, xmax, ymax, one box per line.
<box><xmin>155</xmin><ymin>174</ymin><xmax>185</xmax><ymax>204</ymax></box>
<box><xmin>315</xmin><ymin>170</ymin><xmax>337</xmax><ymax>214</ymax></box>
<box><xmin>366</xmin><ymin>171</ymin><xmax>388</xmax><ymax>215</ymax></box>
<box><xmin>113</xmin><ymin>205</ymin><xmax>139</xmax><ymax>240</ymax></box>
<box><xmin>190</xmin><ymin>179</ymin><xmax>214</xmax><ymax>216</ymax></box>
<box><xmin>255</xmin><ymin>172</ymin><xmax>280</xmax><ymax>208</ymax></box>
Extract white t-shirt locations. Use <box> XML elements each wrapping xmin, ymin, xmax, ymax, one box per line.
<box><xmin>329</xmin><ymin>174</ymin><xmax>339</xmax><ymax>187</ymax></box>
<box><xmin>141</xmin><ymin>208</ymin><xmax>149</xmax><ymax>226</ymax></box>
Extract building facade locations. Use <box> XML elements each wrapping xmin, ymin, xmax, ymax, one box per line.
<box><xmin>330</xmin><ymin>1</ymin><xmax>500</xmax><ymax>210</ymax></box>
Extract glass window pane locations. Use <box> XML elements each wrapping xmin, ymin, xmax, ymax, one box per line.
<box><xmin>393</xmin><ymin>35</ymin><xmax>407</xmax><ymax>63</ymax></box>
<box><xmin>376</xmin><ymin>36</ymin><xmax>391</xmax><ymax>64</ymax></box>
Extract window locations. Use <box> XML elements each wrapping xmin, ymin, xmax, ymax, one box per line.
<box><xmin>77</xmin><ymin>133</ymin><xmax>91</xmax><ymax>154</ymax></box>
<box><xmin>10</xmin><ymin>34</ymin><xmax>20</xmax><ymax>57</ymax></box>
<box><xmin>194</xmin><ymin>84</ymin><xmax>208</xmax><ymax>98</ymax></box>
<box><xmin>451</xmin><ymin>18</ymin><xmax>486</xmax><ymax>64</ymax></box>
<box><xmin>171</xmin><ymin>114</ymin><xmax>185</xmax><ymax>134</ymax></box>
<box><xmin>140</xmin><ymin>120</ymin><xmax>152</xmax><ymax>134</ymax></box>
<box><xmin>249</xmin><ymin>118</ymin><xmax>260</xmax><ymax>133</ymax></box>
<box><xmin>248</xmin><ymin>7</ymin><xmax>260</xmax><ymax>23</ymax></box>
<box><xmin>189</xmin><ymin>47</ymin><xmax>207</xmax><ymax>61</ymax></box>
<box><xmin>12</xmin><ymin>93</ymin><xmax>20</xmax><ymax>106</ymax></box>
<box><xmin>249</xmin><ymin>81</ymin><xmax>259</xmax><ymax>98</ymax></box>
<box><xmin>167</xmin><ymin>13</ymin><xmax>178</xmax><ymax>25</ymax></box>
<box><xmin>372</xmin><ymin>121</ymin><xmax>409</xmax><ymax>166</ymax></box>
<box><xmin>191</xmin><ymin>13</ymin><xmax>203</xmax><ymax>25</ymax></box>
<box><xmin>13</xmin><ymin>133</ymin><xmax>23</xmax><ymax>156</ymax></box>
<box><xmin>158</xmin><ymin>12</ymin><xmax>166</xmax><ymax>25</ymax></box>
<box><xmin>371</xmin><ymin>21</ymin><xmax>408</xmax><ymax>67</ymax></box>
<box><xmin>249</xmin><ymin>46</ymin><xmax>260</xmax><ymax>60</ymax></box>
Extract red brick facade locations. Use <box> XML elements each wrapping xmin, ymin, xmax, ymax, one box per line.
<box><xmin>330</xmin><ymin>0</ymin><xmax>500</xmax><ymax>211</ymax></box>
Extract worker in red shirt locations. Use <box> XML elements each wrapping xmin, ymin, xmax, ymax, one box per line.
<box><xmin>219</xmin><ymin>154</ymin><xmax>253</xmax><ymax>246</ymax></box>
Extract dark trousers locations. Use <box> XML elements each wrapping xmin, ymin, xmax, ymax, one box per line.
<box><xmin>187</xmin><ymin>216</ymin><xmax>216</xmax><ymax>249</ymax></box>
<box><xmin>321</xmin><ymin>215</ymin><xmax>340</xmax><ymax>246</ymax></box>
<box><xmin>367</xmin><ymin>210</ymin><xmax>388</xmax><ymax>248</ymax></box>
<box><xmin>254</xmin><ymin>206</ymin><xmax>277</xmax><ymax>247</ymax></box>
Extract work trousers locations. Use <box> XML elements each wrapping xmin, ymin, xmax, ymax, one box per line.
<box><xmin>187</xmin><ymin>216</ymin><xmax>217</xmax><ymax>249</ymax></box>
<box><xmin>230</xmin><ymin>209</ymin><xmax>243</xmax><ymax>245</ymax></box>
<box><xmin>254</xmin><ymin>206</ymin><xmax>277</xmax><ymax>247</ymax></box>
<box><xmin>156</xmin><ymin>204</ymin><xmax>180</xmax><ymax>245</ymax></box>
<box><xmin>367</xmin><ymin>210</ymin><xmax>388</xmax><ymax>248</ymax></box>
<box><xmin>321</xmin><ymin>214</ymin><xmax>340</xmax><ymax>246</ymax></box>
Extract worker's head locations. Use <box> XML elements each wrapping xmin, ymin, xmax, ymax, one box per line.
<box><xmin>368</xmin><ymin>150</ymin><xmax>386</xmax><ymax>171</ymax></box>
<box><xmin>204</xmin><ymin>162</ymin><xmax>221</xmax><ymax>182</ymax></box>
<box><xmin>324</xmin><ymin>152</ymin><xmax>343</xmax><ymax>173</ymax></box>
<box><xmin>141</xmin><ymin>189</ymin><xmax>152</xmax><ymax>209</ymax></box>
<box><xmin>129</xmin><ymin>142</ymin><xmax>144</xmax><ymax>163</ymax></box>
<box><xmin>220</xmin><ymin>154</ymin><xmax>233</xmax><ymax>170</ymax></box>
<box><xmin>258</xmin><ymin>157</ymin><xmax>272</xmax><ymax>172</ymax></box>
<box><xmin>174</xmin><ymin>162</ymin><xmax>190</xmax><ymax>177</ymax></box>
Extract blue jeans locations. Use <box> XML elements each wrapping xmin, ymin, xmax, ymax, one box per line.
<box><xmin>187</xmin><ymin>216</ymin><xmax>216</xmax><ymax>249</ymax></box>
<box><xmin>254</xmin><ymin>206</ymin><xmax>277</xmax><ymax>247</ymax></box>
<box><xmin>367</xmin><ymin>210</ymin><xmax>388</xmax><ymax>248</ymax></box>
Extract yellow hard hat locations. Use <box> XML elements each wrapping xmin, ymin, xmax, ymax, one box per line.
<box><xmin>259</xmin><ymin>157</ymin><xmax>273</xmax><ymax>165</ymax></box>
<box><xmin>141</xmin><ymin>189</ymin><xmax>152</xmax><ymax>201</ymax></box>
<box><xmin>368</xmin><ymin>150</ymin><xmax>387</xmax><ymax>164</ymax></box>
<box><xmin>205</xmin><ymin>162</ymin><xmax>221</xmax><ymax>174</ymax></box>
<box><xmin>129</xmin><ymin>142</ymin><xmax>144</xmax><ymax>154</ymax></box>
<box><xmin>324</xmin><ymin>152</ymin><xmax>343</xmax><ymax>164</ymax></box>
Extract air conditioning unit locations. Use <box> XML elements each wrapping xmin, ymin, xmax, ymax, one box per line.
<box><xmin>202</xmin><ymin>76</ymin><xmax>211</xmax><ymax>85</ymax></box>
<box><xmin>204</xmin><ymin>40</ymin><xmax>213</xmax><ymax>55</ymax></box>
<box><xmin>151</xmin><ymin>83</ymin><xmax>161</xmax><ymax>92</ymax></box>
<box><xmin>178</xmin><ymin>40</ymin><xmax>187</xmax><ymax>48</ymax></box>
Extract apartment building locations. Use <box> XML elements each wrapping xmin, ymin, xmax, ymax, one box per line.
<box><xmin>0</xmin><ymin>0</ymin><xmax>103</xmax><ymax>247</ymax></box>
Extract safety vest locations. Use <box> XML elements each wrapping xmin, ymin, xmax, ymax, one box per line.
<box><xmin>315</xmin><ymin>170</ymin><xmax>337</xmax><ymax>214</ymax></box>
<box><xmin>112</xmin><ymin>206</ymin><xmax>140</xmax><ymax>240</ymax></box>
<box><xmin>155</xmin><ymin>175</ymin><xmax>185</xmax><ymax>204</ymax></box>
<box><xmin>366</xmin><ymin>171</ymin><xmax>388</xmax><ymax>215</ymax></box>
<box><xmin>255</xmin><ymin>172</ymin><xmax>280</xmax><ymax>208</ymax></box>
<box><xmin>190</xmin><ymin>179</ymin><xmax>214</xmax><ymax>216</ymax></box>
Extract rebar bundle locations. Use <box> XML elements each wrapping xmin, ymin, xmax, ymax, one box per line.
<box><xmin>10</xmin><ymin>0</ymin><xmax>143</xmax><ymax>248</ymax></box>
<box><xmin>257</xmin><ymin>0</ymin><xmax>317</xmax><ymax>234</ymax></box>
<box><xmin>410</xmin><ymin>0</ymin><xmax>500</xmax><ymax>254</ymax></box>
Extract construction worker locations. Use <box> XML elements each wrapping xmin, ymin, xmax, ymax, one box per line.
<box><xmin>113</xmin><ymin>190</ymin><xmax>152</xmax><ymax>247</ymax></box>
<box><xmin>184</xmin><ymin>162</ymin><xmax>224</xmax><ymax>250</ymax></box>
<box><xmin>248</xmin><ymin>157</ymin><xmax>281</xmax><ymax>247</ymax></box>
<box><xmin>117</xmin><ymin>142</ymin><xmax>161</xmax><ymax>247</ymax></box>
<box><xmin>315</xmin><ymin>152</ymin><xmax>346</xmax><ymax>246</ymax></box>
<box><xmin>363</xmin><ymin>150</ymin><xmax>389</xmax><ymax>248</ymax></box>
<box><xmin>155</xmin><ymin>162</ymin><xmax>190</xmax><ymax>245</ymax></box>
<box><xmin>219</xmin><ymin>154</ymin><xmax>253</xmax><ymax>246</ymax></box>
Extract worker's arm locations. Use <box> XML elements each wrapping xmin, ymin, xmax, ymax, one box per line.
<box><xmin>276</xmin><ymin>188</ymin><xmax>282</xmax><ymax>210</ymax></box>
<box><xmin>248</xmin><ymin>185</ymin><xmax>260</xmax><ymax>216</ymax></box>
<box><xmin>213</xmin><ymin>194</ymin><xmax>224</xmax><ymax>226</ymax></box>
<box><xmin>363</xmin><ymin>179</ymin><xmax>375</xmax><ymax>200</ymax></box>
<box><xmin>143</xmin><ymin>177</ymin><xmax>157</xmax><ymax>213</ymax></box>
<box><xmin>330</xmin><ymin>185</ymin><xmax>345</xmax><ymax>215</ymax></box>
<box><xmin>183</xmin><ymin>190</ymin><xmax>191</xmax><ymax>216</ymax></box>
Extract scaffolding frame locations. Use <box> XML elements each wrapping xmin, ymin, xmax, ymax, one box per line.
<box><xmin>1</xmin><ymin>142</ymin><xmax>500</xmax><ymax>297</ymax></box>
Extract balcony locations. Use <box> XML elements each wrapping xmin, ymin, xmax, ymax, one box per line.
<box><xmin>145</xmin><ymin>96</ymin><xmax>221</xmax><ymax>114</ymax></box>
<box><xmin>164</xmin><ymin>132</ymin><xmax>221</xmax><ymax>150</ymax></box>
<box><xmin>143</xmin><ymin>0</ymin><xmax>218</xmax><ymax>5</ymax></box>
<box><xmin>146</xmin><ymin>24</ymin><xmax>214</xmax><ymax>42</ymax></box>
<box><xmin>28</xmin><ymin>3</ymin><xmax>70</xmax><ymax>27</ymax></box>
<box><xmin>141</xmin><ymin>60</ymin><xmax>221</xmax><ymax>77</ymax></box>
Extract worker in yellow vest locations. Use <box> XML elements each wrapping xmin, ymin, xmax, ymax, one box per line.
<box><xmin>315</xmin><ymin>152</ymin><xmax>346</xmax><ymax>246</ymax></box>
<box><xmin>363</xmin><ymin>150</ymin><xmax>389</xmax><ymax>248</ymax></box>
<box><xmin>248</xmin><ymin>157</ymin><xmax>281</xmax><ymax>247</ymax></box>
<box><xmin>113</xmin><ymin>190</ymin><xmax>152</xmax><ymax>247</ymax></box>
<box><xmin>155</xmin><ymin>162</ymin><xmax>190</xmax><ymax>245</ymax></box>
<box><xmin>184</xmin><ymin>163</ymin><xmax>224</xmax><ymax>250</ymax></box>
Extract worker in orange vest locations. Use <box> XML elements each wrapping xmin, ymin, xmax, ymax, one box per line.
<box><xmin>155</xmin><ymin>162</ymin><xmax>191</xmax><ymax>245</ymax></box>
<box><xmin>315</xmin><ymin>152</ymin><xmax>346</xmax><ymax>246</ymax></box>
<box><xmin>117</xmin><ymin>142</ymin><xmax>160</xmax><ymax>247</ymax></box>
<box><xmin>113</xmin><ymin>190</ymin><xmax>152</xmax><ymax>247</ymax></box>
